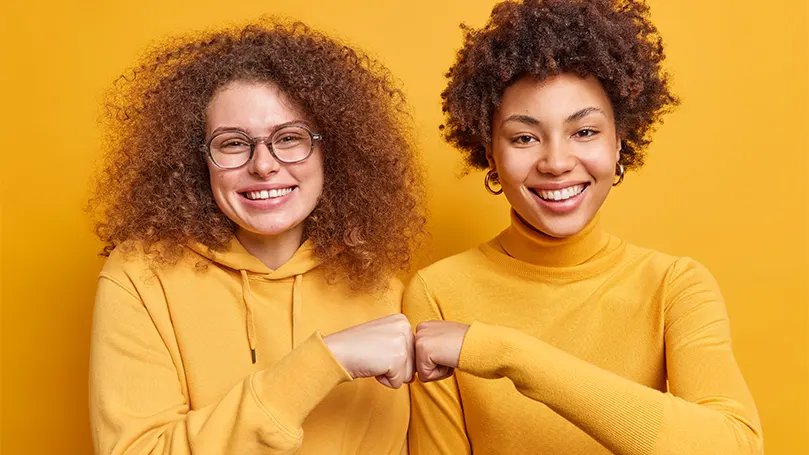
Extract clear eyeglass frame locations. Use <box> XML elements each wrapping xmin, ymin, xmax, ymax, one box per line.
<box><xmin>202</xmin><ymin>125</ymin><xmax>323</xmax><ymax>169</ymax></box>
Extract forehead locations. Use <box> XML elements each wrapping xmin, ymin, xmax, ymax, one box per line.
<box><xmin>205</xmin><ymin>80</ymin><xmax>306</xmax><ymax>133</ymax></box>
<box><xmin>496</xmin><ymin>73</ymin><xmax>614</xmax><ymax>121</ymax></box>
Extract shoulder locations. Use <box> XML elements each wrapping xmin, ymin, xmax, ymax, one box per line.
<box><xmin>620</xmin><ymin>241</ymin><xmax>712</xmax><ymax>278</ymax></box>
<box><xmin>99</xmin><ymin>240</ymin><xmax>205</xmax><ymax>290</ymax></box>
<box><xmin>99</xmin><ymin>240</ymin><xmax>153</xmax><ymax>286</ymax></box>
<box><xmin>324</xmin><ymin>274</ymin><xmax>407</xmax><ymax>313</ymax></box>
<box><xmin>614</xmin><ymin>240</ymin><xmax>687</xmax><ymax>280</ymax></box>
<box><xmin>618</xmin><ymin>241</ymin><xmax>721</xmax><ymax>301</ymax></box>
<box><xmin>413</xmin><ymin>245</ymin><xmax>491</xmax><ymax>286</ymax></box>
<box><xmin>402</xmin><ymin>245</ymin><xmax>490</xmax><ymax>315</ymax></box>
<box><xmin>375</xmin><ymin>276</ymin><xmax>405</xmax><ymax>300</ymax></box>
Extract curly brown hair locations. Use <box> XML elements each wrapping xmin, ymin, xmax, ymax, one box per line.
<box><xmin>441</xmin><ymin>0</ymin><xmax>679</xmax><ymax>171</ymax></box>
<box><xmin>90</xmin><ymin>19</ymin><xmax>426</xmax><ymax>290</ymax></box>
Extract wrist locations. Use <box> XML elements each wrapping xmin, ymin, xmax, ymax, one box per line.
<box><xmin>322</xmin><ymin>333</ymin><xmax>353</xmax><ymax>378</ymax></box>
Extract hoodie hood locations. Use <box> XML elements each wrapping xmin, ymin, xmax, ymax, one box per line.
<box><xmin>188</xmin><ymin>237</ymin><xmax>321</xmax><ymax>364</ymax></box>
<box><xmin>190</xmin><ymin>237</ymin><xmax>321</xmax><ymax>278</ymax></box>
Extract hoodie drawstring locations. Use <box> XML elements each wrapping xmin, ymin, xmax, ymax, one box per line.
<box><xmin>240</xmin><ymin>270</ymin><xmax>257</xmax><ymax>364</ymax></box>
<box><xmin>292</xmin><ymin>274</ymin><xmax>303</xmax><ymax>348</ymax></box>
<box><xmin>241</xmin><ymin>270</ymin><xmax>304</xmax><ymax>364</ymax></box>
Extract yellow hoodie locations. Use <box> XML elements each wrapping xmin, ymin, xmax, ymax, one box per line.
<box><xmin>89</xmin><ymin>238</ymin><xmax>409</xmax><ymax>455</ymax></box>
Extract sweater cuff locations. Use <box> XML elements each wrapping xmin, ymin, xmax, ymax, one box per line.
<box><xmin>250</xmin><ymin>331</ymin><xmax>353</xmax><ymax>433</ymax></box>
<box><xmin>458</xmin><ymin>321</ymin><xmax>515</xmax><ymax>379</ymax></box>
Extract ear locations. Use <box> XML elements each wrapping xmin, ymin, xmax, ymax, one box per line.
<box><xmin>484</xmin><ymin>143</ymin><xmax>496</xmax><ymax>171</ymax></box>
<box><xmin>615</xmin><ymin>136</ymin><xmax>623</xmax><ymax>163</ymax></box>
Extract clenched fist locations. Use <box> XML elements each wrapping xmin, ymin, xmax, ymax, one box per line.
<box><xmin>324</xmin><ymin>314</ymin><xmax>415</xmax><ymax>389</ymax></box>
<box><xmin>414</xmin><ymin>321</ymin><xmax>470</xmax><ymax>382</ymax></box>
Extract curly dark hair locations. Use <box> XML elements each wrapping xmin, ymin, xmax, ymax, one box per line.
<box><xmin>90</xmin><ymin>19</ymin><xmax>426</xmax><ymax>290</ymax></box>
<box><xmin>441</xmin><ymin>0</ymin><xmax>679</xmax><ymax>170</ymax></box>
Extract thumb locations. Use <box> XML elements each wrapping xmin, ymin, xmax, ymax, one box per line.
<box><xmin>421</xmin><ymin>365</ymin><xmax>454</xmax><ymax>383</ymax></box>
<box><xmin>379</xmin><ymin>369</ymin><xmax>405</xmax><ymax>389</ymax></box>
<box><xmin>417</xmin><ymin>352</ymin><xmax>440</xmax><ymax>382</ymax></box>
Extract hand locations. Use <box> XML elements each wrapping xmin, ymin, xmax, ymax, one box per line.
<box><xmin>414</xmin><ymin>321</ymin><xmax>470</xmax><ymax>382</ymax></box>
<box><xmin>323</xmin><ymin>314</ymin><xmax>415</xmax><ymax>389</ymax></box>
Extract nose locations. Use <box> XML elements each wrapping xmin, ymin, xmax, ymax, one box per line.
<box><xmin>536</xmin><ymin>140</ymin><xmax>576</xmax><ymax>176</ymax></box>
<box><xmin>248</xmin><ymin>141</ymin><xmax>281</xmax><ymax>178</ymax></box>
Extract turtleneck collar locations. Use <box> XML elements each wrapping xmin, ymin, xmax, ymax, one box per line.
<box><xmin>496</xmin><ymin>210</ymin><xmax>611</xmax><ymax>268</ymax></box>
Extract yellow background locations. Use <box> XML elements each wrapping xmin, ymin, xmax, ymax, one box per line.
<box><xmin>1</xmin><ymin>0</ymin><xmax>807</xmax><ymax>453</ymax></box>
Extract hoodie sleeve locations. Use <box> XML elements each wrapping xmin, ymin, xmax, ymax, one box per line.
<box><xmin>89</xmin><ymin>275</ymin><xmax>352</xmax><ymax>455</ymax></box>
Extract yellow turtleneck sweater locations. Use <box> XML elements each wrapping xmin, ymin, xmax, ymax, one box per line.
<box><xmin>90</xmin><ymin>239</ymin><xmax>408</xmax><ymax>455</ymax></box>
<box><xmin>404</xmin><ymin>211</ymin><xmax>762</xmax><ymax>455</ymax></box>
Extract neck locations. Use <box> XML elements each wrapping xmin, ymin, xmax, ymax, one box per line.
<box><xmin>236</xmin><ymin>225</ymin><xmax>305</xmax><ymax>270</ymax></box>
<box><xmin>497</xmin><ymin>210</ymin><xmax>608</xmax><ymax>267</ymax></box>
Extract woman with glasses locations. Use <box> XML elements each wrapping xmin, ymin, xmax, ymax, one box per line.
<box><xmin>405</xmin><ymin>0</ymin><xmax>762</xmax><ymax>453</ymax></box>
<box><xmin>89</xmin><ymin>20</ymin><xmax>424</xmax><ymax>454</ymax></box>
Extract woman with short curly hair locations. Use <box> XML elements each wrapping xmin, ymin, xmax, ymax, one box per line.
<box><xmin>405</xmin><ymin>1</ymin><xmax>762</xmax><ymax>453</ymax></box>
<box><xmin>89</xmin><ymin>20</ymin><xmax>424</xmax><ymax>454</ymax></box>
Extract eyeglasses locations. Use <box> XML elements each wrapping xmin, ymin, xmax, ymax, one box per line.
<box><xmin>203</xmin><ymin>125</ymin><xmax>323</xmax><ymax>169</ymax></box>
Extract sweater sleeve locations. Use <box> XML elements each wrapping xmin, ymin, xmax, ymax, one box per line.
<box><xmin>89</xmin><ymin>275</ymin><xmax>352</xmax><ymax>455</ymax></box>
<box><xmin>457</xmin><ymin>258</ymin><xmax>763</xmax><ymax>455</ymax></box>
<box><xmin>402</xmin><ymin>274</ymin><xmax>472</xmax><ymax>455</ymax></box>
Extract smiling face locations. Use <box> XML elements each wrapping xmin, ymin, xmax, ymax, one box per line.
<box><xmin>205</xmin><ymin>80</ymin><xmax>324</xmax><ymax>244</ymax></box>
<box><xmin>488</xmin><ymin>73</ymin><xmax>622</xmax><ymax>238</ymax></box>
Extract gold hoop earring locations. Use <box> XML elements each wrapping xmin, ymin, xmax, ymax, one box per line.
<box><xmin>484</xmin><ymin>169</ymin><xmax>503</xmax><ymax>195</ymax></box>
<box><xmin>613</xmin><ymin>163</ymin><xmax>625</xmax><ymax>187</ymax></box>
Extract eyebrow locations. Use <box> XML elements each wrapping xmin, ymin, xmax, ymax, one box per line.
<box><xmin>500</xmin><ymin>107</ymin><xmax>606</xmax><ymax>128</ymax></box>
<box><xmin>209</xmin><ymin>120</ymin><xmax>308</xmax><ymax>137</ymax></box>
<box><xmin>500</xmin><ymin>114</ymin><xmax>540</xmax><ymax>127</ymax></box>
<box><xmin>565</xmin><ymin>107</ymin><xmax>606</xmax><ymax>123</ymax></box>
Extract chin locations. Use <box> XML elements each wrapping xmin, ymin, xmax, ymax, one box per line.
<box><xmin>523</xmin><ymin>212</ymin><xmax>590</xmax><ymax>239</ymax></box>
<box><xmin>242</xmin><ymin>222</ymin><xmax>301</xmax><ymax>237</ymax></box>
<box><xmin>539</xmin><ymin>223</ymin><xmax>585</xmax><ymax>238</ymax></box>
<box><xmin>233</xmin><ymin>213</ymin><xmax>306</xmax><ymax>237</ymax></box>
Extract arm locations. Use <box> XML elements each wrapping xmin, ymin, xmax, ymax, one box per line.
<box><xmin>452</xmin><ymin>259</ymin><xmax>762</xmax><ymax>455</ymax></box>
<box><xmin>90</xmin><ymin>274</ymin><xmax>415</xmax><ymax>455</ymax></box>
<box><xmin>402</xmin><ymin>274</ymin><xmax>471</xmax><ymax>455</ymax></box>
<box><xmin>90</xmin><ymin>276</ymin><xmax>351</xmax><ymax>455</ymax></box>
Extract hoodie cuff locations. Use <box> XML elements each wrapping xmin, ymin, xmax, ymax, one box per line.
<box><xmin>250</xmin><ymin>331</ymin><xmax>353</xmax><ymax>433</ymax></box>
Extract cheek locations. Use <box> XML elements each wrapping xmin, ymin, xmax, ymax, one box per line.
<box><xmin>300</xmin><ymin>153</ymin><xmax>325</xmax><ymax>193</ymax></box>
<box><xmin>593</xmin><ymin>156</ymin><xmax>617</xmax><ymax>181</ymax></box>
<box><xmin>207</xmin><ymin>166</ymin><xmax>237</xmax><ymax>202</ymax></box>
<box><xmin>580</xmin><ymin>146</ymin><xmax>617</xmax><ymax>181</ymax></box>
<box><xmin>495</xmin><ymin>150</ymin><xmax>534</xmax><ymax>186</ymax></box>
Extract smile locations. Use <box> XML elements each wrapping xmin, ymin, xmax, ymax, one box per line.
<box><xmin>532</xmin><ymin>183</ymin><xmax>588</xmax><ymax>202</ymax></box>
<box><xmin>242</xmin><ymin>187</ymin><xmax>295</xmax><ymax>200</ymax></box>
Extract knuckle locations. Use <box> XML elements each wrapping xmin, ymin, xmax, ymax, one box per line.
<box><xmin>395</xmin><ymin>318</ymin><xmax>411</xmax><ymax>331</ymax></box>
<box><xmin>391</xmin><ymin>348</ymin><xmax>407</xmax><ymax>362</ymax></box>
<box><xmin>415</xmin><ymin>337</ymin><xmax>429</xmax><ymax>350</ymax></box>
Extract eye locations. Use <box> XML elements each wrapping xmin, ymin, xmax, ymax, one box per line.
<box><xmin>222</xmin><ymin>139</ymin><xmax>250</xmax><ymax>148</ymax></box>
<box><xmin>510</xmin><ymin>135</ymin><xmax>537</xmax><ymax>145</ymax></box>
<box><xmin>276</xmin><ymin>134</ymin><xmax>302</xmax><ymax>143</ymax></box>
<box><xmin>273</xmin><ymin>131</ymin><xmax>307</xmax><ymax>150</ymax></box>
<box><xmin>210</xmin><ymin>133</ymin><xmax>252</xmax><ymax>154</ymax></box>
<box><xmin>574</xmin><ymin>128</ymin><xmax>599</xmax><ymax>139</ymax></box>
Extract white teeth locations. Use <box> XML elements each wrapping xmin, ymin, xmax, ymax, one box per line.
<box><xmin>537</xmin><ymin>184</ymin><xmax>585</xmax><ymax>202</ymax></box>
<box><xmin>245</xmin><ymin>187</ymin><xmax>293</xmax><ymax>200</ymax></box>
